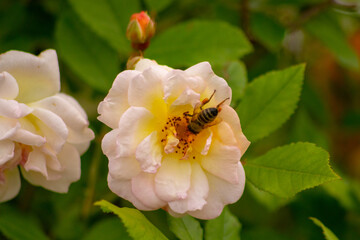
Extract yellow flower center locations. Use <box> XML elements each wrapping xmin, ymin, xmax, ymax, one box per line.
<box><xmin>160</xmin><ymin>113</ymin><xmax>197</xmax><ymax>160</ymax></box>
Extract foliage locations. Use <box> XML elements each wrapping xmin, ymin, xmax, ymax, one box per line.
<box><xmin>1</xmin><ymin>0</ymin><xmax>360</xmax><ymax>239</ymax></box>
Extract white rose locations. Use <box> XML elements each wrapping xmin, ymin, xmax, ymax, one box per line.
<box><xmin>0</xmin><ymin>49</ymin><xmax>94</xmax><ymax>202</ymax></box>
<box><xmin>98</xmin><ymin>59</ymin><xmax>250</xmax><ymax>219</ymax></box>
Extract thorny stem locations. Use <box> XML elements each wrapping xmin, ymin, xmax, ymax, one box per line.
<box><xmin>81</xmin><ymin>125</ymin><xmax>107</xmax><ymax>219</ymax></box>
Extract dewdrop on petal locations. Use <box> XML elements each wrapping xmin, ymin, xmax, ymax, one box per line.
<box><xmin>98</xmin><ymin>58</ymin><xmax>250</xmax><ymax>219</ymax></box>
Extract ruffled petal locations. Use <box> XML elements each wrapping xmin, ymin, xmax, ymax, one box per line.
<box><xmin>102</xmin><ymin>129</ymin><xmax>141</xmax><ymax>180</ymax></box>
<box><xmin>169</xmin><ymin>162</ymin><xmax>209</xmax><ymax>214</ymax></box>
<box><xmin>132</xmin><ymin>172</ymin><xmax>166</xmax><ymax>209</ymax></box>
<box><xmin>0</xmin><ymin>118</ymin><xmax>19</xmax><ymax>141</ymax></box>
<box><xmin>0</xmin><ymin>49</ymin><xmax>60</xmax><ymax>103</ymax></box>
<box><xmin>135</xmin><ymin>58</ymin><xmax>172</xmax><ymax>73</ymax></box>
<box><xmin>128</xmin><ymin>68</ymin><xmax>167</xmax><ymax>120</ymax></box>
<box><xmin>21</xmin><ymin>144</ymin><xmax>81</xmax><ymax>193</ymax></box>
<box><xmin>185</xmin><ymin>62</ymin><xmax>214</xmax><ymax>82</ymax></box>
<box><xmin>135</xmin><ymin>131</ymin><xmax>162</xmax><ymax>173</ymax></box>
<box><xmin>155</xmin><ymin>156</ymin><xmax>191</xmax><ymax>202</ymax></box>
<box><xmin>189</xmin><ymin>162</ymin><xmax>245</xmax><ymax>219</ymax></box>
<box><xmin>108</xmin><ymin>174</ymin><xmax>152</xmax><ymax>210</ymax></box>
<box><xmin>108</xmin><ymin>156</ymin><xmax>141</xmax><ymax>180</ymax></box>
<box><xmin>201</xmin><ymin>140</ymin><xmax>240</xmax><ymax>184</ymax></box>
<box><xmin>203</xmin><ymin>75</ymin><xmax>232</xmax><ymax>106</ymax></box>
<box><xmin>0</xmin><ymin>99</ymin><xmax>32</xmax><ymax>118</ymax></box>
<box><xmin>116</xmin><ymin>107</ymin><xmax>156</xmax><ymax>157</ymax></box>
<box><xmin>0</xmin><ymin>71</ymin><xmax>18</xmax><ymax>99</ymax></box>
<box><xmin>98</xmin><ymin>71</ymin><xmax>139</xmax><ymax>129</ymax></box>
<box><xmin>212</xmin><ymin>121</ymin><xmax>237</xmax><ymax>146</ymax></box>
<box><xmin>23</xmin><ymin>148</ymin><xmax>48</xmax><ymax>178</ymax></box>
<box><xmin>0</xmin><ymin>167</ymin><xmax>21</xmax><ymax>203</ymax></box>
<box><xmin>30</xmin><ymin>107</ymin><xmax>68</xmax><ymax>153</ymax></box>
<box><xmin>164</xmin><ymin>70</ymin><xmax>205</xmax><ymax>107</ymax></box>
<box><xmin>0</xmin><ymin>140</ymin><xmax>15</xmax><ymax>165</ymax></box>
<box><xmin>30</xmin><ymin>94</ymin><xmax>94</xmax><ymax>145</ymax></box>
<box><xmin>9</xmin><ymin>128</ymin><xmax>46</xmax><ymax>147</ymax></box>
<box><xmin>218</xmin><ymin>105</ymin><xmax>250</xmax><ymax>155</ymax></box>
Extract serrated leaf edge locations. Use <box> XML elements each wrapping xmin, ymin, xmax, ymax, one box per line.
<box><xmin>240</xmin><ymin>63</ymin><xmax>306</xmax><ymax>142</ymax></box>
<box><xmin>245</xmin><ymin>142</ymin><xmax>340</xmax><ymax>198</ymax></box>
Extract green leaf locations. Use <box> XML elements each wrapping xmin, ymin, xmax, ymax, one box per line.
<box><xmin>145</xmin><ymin>0</ymin><xmax>173</xmax><ymax>12</ymax></box>
<box><xmin>168</xmin><ymin>215</ymin><xmax>203</xmax><ymax>240</ymax></box>
<box><xmin>0</xmin><ymin>206</ymin><xmax>49</xmax><ymax>240</ymax></box>
<box><xmin>224</xmin><ymin>61</ymin><xmax>248</xmax><ymax>103</ymax></box>
<box><xmin>146</xmin><ymin>20</ymin><xmax>252</xmax><ymax>67</ymax></box>
<box><xmin>250</xmin><ymin>12</ymin><xmax>285</xmax><ymax>52</ymax></box>
<box><xmin>244</xmin><ymin>142</ymin><xmax>339</xmax><ymax>198</ymax></box>
<box><xmin>55</xmin><ymin>11</ymin><xmax>120</xmax><ymax>92</ymax></box>
<box><xmin>238</xmin><ymin>64</ymin><xmax>305</xmax><ymax>142</ymax></box>
<box><xmin>95</xmin><ymin>200</ymin><xmax>168</xmax><ymax>240</ymax></box>
<box><xmin>205</xmin><ymin>207</ymin><xmax>241</xmax><ymax>240</ymax></box>
<box><xmin>83</xmin><ymin>217</ymin><xmax>131</xmax><ymax>240</ymax></box>
<box><xmin>68</xmin><ymin>0</ymin><xmax>139</xmax><ymax>54</ymax></box>
<box><xmin>305</xmin><ymin>12</ymin><xmax>359</xmax><ymax>71</ymax></box>
<box><xmin>309</xmin><ymin>217</ymin><xmax>339</xmax><ymax>240</ymax></box>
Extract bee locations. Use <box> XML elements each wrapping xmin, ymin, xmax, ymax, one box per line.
<box><xmin>186</xmin><ymin>90</ymin><xmax>229</xmax><ymax>134</ymax></box>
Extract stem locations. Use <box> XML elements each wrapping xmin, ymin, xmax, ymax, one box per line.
<box><xmin>81</xmin><ymin>126</ymin><xmax>107</xmax><ymax>219</ymax></box>
<box><xmin>240</xmin><ymin>0</ymin><xmax>253</xmax><ymax>41</ymax></box>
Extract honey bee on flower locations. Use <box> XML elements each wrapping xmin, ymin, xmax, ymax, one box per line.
<box><xmin>98</xmin><ymin>58</ymin><xmax>250</xmax><ymax>219</ymax></box>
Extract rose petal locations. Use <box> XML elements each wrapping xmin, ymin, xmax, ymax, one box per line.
<box><xmin>171</xmin><ymin>88</ymin><xmax>200</xmax><ymax>109</ymax></box>
<box><xmin>0</xmin><ymin>140</ymin><xmax>15</xmax><ymax>165</ymax></box>
<box><xmin>212</xmin><ymin>121</ymin><xmax>237</xmax><ymax>146</ymax></box>
<box><xmin>0</xmin><ymin>99</ymin><xmax>32</xmax><ymax>118</ymax></box>
<box><xmin>169</xmin><ymin>161</ymin><xmax>209</xmax><ymax>214</ymax></box>
<box><xmin>0</xmin><ymin>71</ymin><xmax>18</xmax><ymax>99</ymax></box>
<box><xmin>164</xmin><ymin>70</ymin><xmax>205</xmax><ymax>106</ymax></box>
<box><xmin>203</xmin><ymin>75</ymin><xmax>232</xmax><ymax>106</ymax></box>
<box><xmin>22</xmin><ymin>144</ymin><xmax>80</xmax><ymax>193</ymax></box>
<box><xmin>9</xmin><ymin>128</ymin><xmax>46</xmax><ymax>147</ymax></box>
<box><xmin>98</xmin><ymin>70</ymin><xmax>138</xmax><ymax>129</ymax></box>
<box><xmin>23</xmin><ymin>148</ymin><xmax>48</xmax><ymax>178</ymax></box>
<box><xmin>108</xmin><ymin>156</ymin><xmax>141</xmax><ymax>180</ymax></box>
<box><xmin>155</xmin><ymin>156</ymin><xmax>191</xmax><ymax>202</ymax></box>
<box><xmin>135</xmin><ymin>131</ymin><xmax>162</xmax><ymax>173</ymax></box>
<box><xmin>185</xmin><ymin>62</ymin><xmax>214</xmax><ymax>81</ymax></box>
<box><xmin>116</xmin><ymin>107</ymin><xmax>156</xmax><ymax>157</ymax></box>
<box><xmin>128</xmin><ymin>68</ymin><xmax>167</xmax><ymax>120</ymax></box>
<box><xmin>218</xmin><ymin>105</ymin><xmax>250</xmax><ymax>155</ymax></box>
<box><xmin>0</xmin><ymin>118</ymin><xmax>19</xmax><ymax>141</ymax></box>
<box><xmin>135</xmin><ymin>58</ymin><xmax>172</xmax><ymax>73</ymax></box>
<box><xmin>31</xmin><ymin>107</ymin><xmax>68</xmax><ymax>153</ymax></box>
<box><xmin>0</xmin><ymin>49</ymin><xmax>60</xmax><ymax>103</ymax></box>
<box><xmin>201</xmin><ymin>140</ymin><xmax>240</xmax><ymax>184</ymax></box>
<box><xmin>0</xmin><ymin>167</ymin><xmax>21</xmax><ymax>203</ymax></box>
<box><xmin>108</xmin><ymin>174</ymin><xmax>152</xmax><ymax>210</ymax></box>
<box><xmin>30</xmin><ymin>94</ymin><xmax>94</xmax><ymax>144</ymax></box>
<box><xmin>189</xmin><ymin>162</ymin><xmax>245</xmax><ymax>219</ymax></box>
<box><xmin>191</xmin><ymin>128</ymin><xmax>212</xmax><ymax>155</ymax></box>
<box><xmin>132</xmin><ymin>172</ymin><xmax>166</xmax><ymax>209</ymax></box>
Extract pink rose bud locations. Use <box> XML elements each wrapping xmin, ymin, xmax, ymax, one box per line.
<box><xmin>126</xmin><ymin>11</ymin><xmax>155</xmax><ymax>51</ymax></box>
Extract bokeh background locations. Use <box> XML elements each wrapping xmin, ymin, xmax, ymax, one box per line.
<box><xmin>0</xmin><ymin>0</ymin><xmax>360</xmax><ymax>239</ymax></box>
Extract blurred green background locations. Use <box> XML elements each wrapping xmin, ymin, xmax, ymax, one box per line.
<box><xmin>0</xmin><ymin>0</ymin><xmax>360</xmax><ymax>239</ymax></box>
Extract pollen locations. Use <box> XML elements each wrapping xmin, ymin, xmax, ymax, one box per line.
<box><xmin>160</xmin><ymin>114</ymin><xmax>196</xmax><ymax>160</ymax></box>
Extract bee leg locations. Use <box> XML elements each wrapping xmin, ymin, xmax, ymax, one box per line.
<box><xmin>200</xmin><ymin>90</ymin><xmax>216</xmax><ymax>109</ymax></box>
<box><xmin>183</xmin><ymin>111</ymin><xmax>193</xmax><ymax>117</ymax></box>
